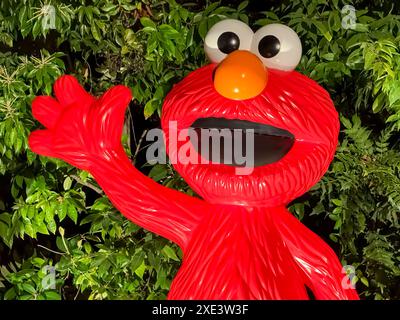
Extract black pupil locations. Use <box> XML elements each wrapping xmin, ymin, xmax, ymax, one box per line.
<box><xmin>217</xmin><ymin>32</ymin><xmax>240</xmax><ymax>54</ymax></box>
<box><xmin>258</xmin><ymin>35</ymin><xmax>281</xmax><ymax>58</ymax></box>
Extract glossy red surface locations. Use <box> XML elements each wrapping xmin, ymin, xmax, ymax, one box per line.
<box><xmin>29</xmin><ymin>68</ymin><xmax>359</xmax><ymax>300</ymax></box>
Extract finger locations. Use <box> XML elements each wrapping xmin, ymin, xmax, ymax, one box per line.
<box><xmin>32</xmin><ymin>96</ymin><xmax>62</xmax><ymax>129</ymax></box>
<box><xmin>98</xmin><ymin>85</ymin><xmax>132</xmax><ymax>114</ymax></box>
<box><xmin>28</xmin><ymin>130</ymin><xmax>55</xmax><ymax>158</ymax></box>
<box><xmin>91</xmin><ymin>85</ymin><xmax>132</xmax><ymax>149</ymax></box>
<box><xmin>53</xmin><ymin>75</ymin><xmax>94</xmax><ymax>107</ymax></box>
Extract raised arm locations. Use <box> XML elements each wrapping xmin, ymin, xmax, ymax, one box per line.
<box><xmin>29</xmin><ymin>75</ymin><xmax>207</xmax><ymax>251</ymax></box>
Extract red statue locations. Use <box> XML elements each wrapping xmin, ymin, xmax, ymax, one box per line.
<box><xmin>29</xmin><ymin>20</ymin><xmax>359</xmax><ymax>300</ymax></box>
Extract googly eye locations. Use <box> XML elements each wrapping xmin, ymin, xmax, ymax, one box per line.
<box><xmin>204</xmin><ymin>19</ymin><xmax>254</xmax><ymax>63</ymax></box>
<box><xmin>251</xmin><ymin>24</ymin><xmax>302</xmax><ymax>71</ymax></box>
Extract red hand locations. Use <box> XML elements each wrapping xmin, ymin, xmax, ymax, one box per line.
<box><xmin>29</xmin><ymin>75</ymin><xmax>131</xmax><ymax>170</ymax></box>
<box><xmin>29</xmin><ymin>75</ymin><xmax>207</xmax><ymax>250</ymax></box>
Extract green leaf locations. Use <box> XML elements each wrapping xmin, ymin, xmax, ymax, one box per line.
<box><xmin>372</xmin><ymin>92</ymin><xmax>385</xmax><ymax>113</ymax></box>
<box><xmin>32</xmin><ymin>20</ymin><xmax>41</xmax><ymax>39</ymax></box>
<box><xmin>360</xmin><ymin>277</ymin><xmax>369</xmax><ymax>287</ymax></box>
<box><xmin>102</xmin><ymin>4</ymin><xmax>118</xmax><ymax>13</ymax></box>
<box><xmin>91</xmin><ymin>23</ymin><xmax>101</xmax><ymax>41</ymax></box>
<box><xmin>47</xmin><ymin>218</ymin><xmax>57</xmax><ymax>234</ymax></box>
<box><xmin>144</xmin><ymin>100</ymin><xmax>157</xmax><ymax>119</ymax></box>
<box><xmin>22</xmin><ymin>283</ymin><xmax>36</xmax><ymax>295</ymax></box>
<box><xmin>4</xmin><ymin>288</ymin><xmax>16</xmax><ymax>300</ymax></box>
<box><xmin>313</xmin><ymin>21</ymin><xmax>332</xmax><ymax>41</ymax></box>
<box><xmin>238</xmin><ymin>1</ymin><xmax>249</xmax><ymax>12</ymax></box>
<box><xmin>57</xmin><ymin>202</ymin><xmax>68</xmax><ymax>222</ymax></box>
<box><xmin>140</xmin><ymin>17</ymin><xmax>156</xmax><ymax>29</ymax></box>
<box><xmin>134</xmin><ymin>261</ymin><xmax>146</xmax><ymax>279</ymax></box>
<box><xmin>44</xmin><ymin>291</ymin><xmax>61</xmax><ymax>300</ymax></box>
<box><xmin>67</xmin><ymin>205</ymin><xmax>78</xmax><ymax>224</ymax></box>
<box><xmin>162</xmin><ymin>245</ymin><xmax>180</xmax><ymax>261</ymax></box>
<box><xmin>32</xmin><ymin>257</ymin><xmax>45</xmax><ymax>267</ymax></box>
<box><xmin>63</xmin><ymin>177</ymin><xmax>72</xmax><ymax>191</ymax></box>
<box><xmin>149</xmin><ymin>165</ymin><xmax>168</xmax><ymax>182</ymax></box>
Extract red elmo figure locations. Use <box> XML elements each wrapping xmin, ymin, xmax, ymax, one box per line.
<box><xmin>29</xmin><ymin>20</ymin><xmax>359</xmax><ymax>300</ymax></box>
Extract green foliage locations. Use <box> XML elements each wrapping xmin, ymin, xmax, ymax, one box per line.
<box><xmin>0</xmin><ymin>0</ymin><xmax>399</xmax><ymax>300</ymax></box>
<box><xmin>308</xmin><ymin>116</ymin><xmax>400</xmax><ymax>299</ymax></box>
<box><xmin>1</xmin><ymin>257</ymin><xmax>61</xmax><ymax>300</ymax></box>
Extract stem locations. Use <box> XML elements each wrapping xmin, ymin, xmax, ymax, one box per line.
<box><xmin>60</xmin><ymin>232</ymin><xmax>70</xmax><ymax>255</ymax></box>
<box><xmin>37</xmin><ymin>244</ymin><xmax>65</xmax><ymax>256</ymax></box>
<box><xmin>71</xmin><ymin>174</ymin><xmax>103</xmax><ymax>195</ymax></box>
<box><xmin>132</xmin><ymin>129</ymin><xmax>148</xmax><ymax>165</ymax></box>
<box><xmin>74</xmin><ymin>288</ymin><xmax>80</xmax><ymax>300</ymax></box>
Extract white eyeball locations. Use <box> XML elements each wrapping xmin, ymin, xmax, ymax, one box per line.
<box><xmin>251</xmin><ymin>24</ymin><xmax>302</xmax><ymax>71</ymax></box>
<box><xmin>204</xmin><ymin>19</ymin><xmax>254</xmax><ymax>63</ymax></box>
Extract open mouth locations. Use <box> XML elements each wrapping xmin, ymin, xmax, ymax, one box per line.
<box><xmin>189</xmin><ymin>117</ymin><xmax>295</xmax><ymax>167</ymax></box>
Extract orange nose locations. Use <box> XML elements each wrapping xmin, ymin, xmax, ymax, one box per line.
<box><xmin>214</xmin><ymin>50</ymin><xmax>267</xmax><ymax>100</ymax></box>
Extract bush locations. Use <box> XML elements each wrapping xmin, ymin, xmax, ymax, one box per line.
<box><xmin>0</xmin><ymin>0</ymin><xmax>399</xmax><ymax>300</ymax></box>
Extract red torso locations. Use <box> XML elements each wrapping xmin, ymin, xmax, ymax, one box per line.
<box><xmin>168</xmin><ymin>205</ymin><xmax>309</xmax><ymax>299</ymax></box>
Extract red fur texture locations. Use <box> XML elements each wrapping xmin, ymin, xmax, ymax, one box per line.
<box><xmin>170</xmin><ymin>206</ymin><xmax>358</xmax><ymax>299</ymax></box>
<box><xmin>162</xmin><ymin>64</ymin><xmax>339</xmax><ymax>207</ymax></box>
<box><xmin>29</xmin><ymin>69</ymin><xmax>359</xmax><ymax>300</ymax></box>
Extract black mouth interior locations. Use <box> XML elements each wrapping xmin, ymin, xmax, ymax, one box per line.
<box><xmin>190</xmin><ymin>117</ymin><xmax>295</xmax><ymax>167</ymax></box>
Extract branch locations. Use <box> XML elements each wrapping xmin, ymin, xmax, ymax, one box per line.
<box><xmin>71</xmin><ymin>174</ymin><xmax>104</xmax><ymax>195</ymax></box>
<box><xmin>37</xmin><ymin>244</ymin><xmax>65</xmax><ymax>256</ymax></box>
<box><xmin>132</xmin><ymin>129</ymin><xmax>148</xmax><ymax>165</ymax></box>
